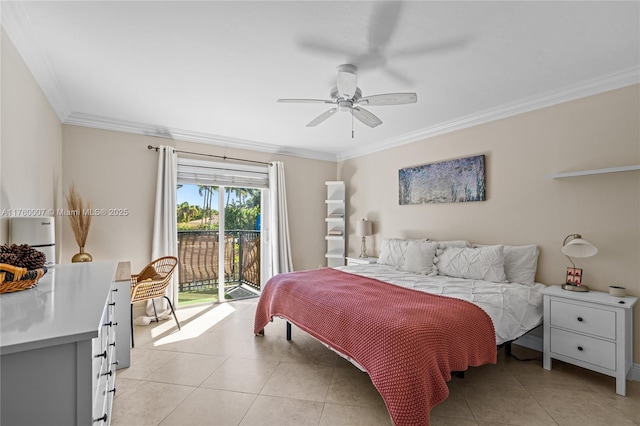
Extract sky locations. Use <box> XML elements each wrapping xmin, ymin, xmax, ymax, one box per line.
<box><xmin>177</xmin><ymin>184</ymin><xmax>215</xmax><ymax>208</ymax></box>
<box><xmin>177</xmin><ymin>184</ymin><xmax>242</xmax><ymax>208</ymax></box>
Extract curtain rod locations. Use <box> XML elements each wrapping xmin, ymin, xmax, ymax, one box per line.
<box><xmin>147</xmin><ymin>145</ymin><xmax>271</xmax><ymax>166</ymax></box>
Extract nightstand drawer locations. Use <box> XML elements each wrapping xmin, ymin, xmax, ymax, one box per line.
<box><xmin>550</xmin><ymin>327</ymin><xmax>616</xmax><ymax>370</ymax></box>
<box><xmin>549</xmin><ymin>299</ymin><xmax>615</xmax><ymax>339</ymax></box>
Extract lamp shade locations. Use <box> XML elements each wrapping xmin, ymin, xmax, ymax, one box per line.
<box><xmin>561</xmin><ymin>237</ymin><xmax>598</xmax><ymax>258</ymax></box>
<box><xmin>356</xmin><ymin>219</ymin><xmax>373</xmax><ymax>237</ymax></box>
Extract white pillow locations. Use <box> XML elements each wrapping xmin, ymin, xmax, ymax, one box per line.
<box><xmin>473</xmin><ymin>243</ymin><xmax>540</xmax><ymax>286</ymax></box>
<box><xmin>377</xmin><ymin>238</ymin><xmax>410</xmax><ymax>268</ymax></box>
<box><xmin>402</xmin><ymin>240</ymin><xmax>439</xmax><ymax>275</ymax></box>
<box><xmin>432</xmin><ymin>240</ymin><xmax>471</xmax><ymax>249</ymax></box>
<box><xmin>435</xmin><ymin>245</ymin><xmax>507</xmax><ymax>282</ymax></box>
<box><xmin>503</xmin><ymin>245</ymin><xmax>539</xmax><ymax>286</ymax></box>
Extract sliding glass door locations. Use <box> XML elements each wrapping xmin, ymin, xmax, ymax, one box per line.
<box><xmin>176</xmin><ymin>183</ymin><xmax>262</xmax><ymax>306</ymax></box>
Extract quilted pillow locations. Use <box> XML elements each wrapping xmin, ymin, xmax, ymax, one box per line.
<box><xmin>435</xmin><ymin>245</ymin><xmax>507</xmax><ymax>282</ymax></box>
<box><xmin>377</xmin><ymin>238</ymin><xmax>409</xmax><ymax>268</ymax></box>
<box><xmin>402</xmin><ymin>240</ymin><xmax>439</xmax><ymax>275</ymax></box>
<box><xmin>432</xmin><ymin>240</ymin><xmax>471</xmax><ymax>249</ymax></box>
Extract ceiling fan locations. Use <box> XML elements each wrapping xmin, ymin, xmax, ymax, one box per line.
<box><xmin>277</xmin><ymin>64</ymin><xmax>417</xmax><ymax>130</ymax></box>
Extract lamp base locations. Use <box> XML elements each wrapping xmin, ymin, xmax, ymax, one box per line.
<box><xmin>562</xmin><ymin>283</ymin><xmax>589</xmax><ymax>292</ymax></box>
<box><xmin>359</xmin><ymin>236</ymin><xmax>368</xmax><ymax>258</ymax></box>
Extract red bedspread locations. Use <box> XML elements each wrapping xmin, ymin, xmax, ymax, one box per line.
<box><xmin>254</xmin><ymin>268</ymin><xmax>497</xmax><ymax>426</ymax></box>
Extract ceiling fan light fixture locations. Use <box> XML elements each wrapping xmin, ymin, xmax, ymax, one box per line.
<box><xmin>336</xmin><ymin>64</ymin><xmax>358</xmax><ymax>98</ymax></box>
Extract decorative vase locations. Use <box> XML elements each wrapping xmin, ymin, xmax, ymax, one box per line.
<box><xmin>72</xmin><ymin>247</ymin><xmax>92</xmax><ymax>263</ymax></box>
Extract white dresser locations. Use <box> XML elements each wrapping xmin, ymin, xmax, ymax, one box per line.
<box><xmin>542</xmin><ymin>285</ymin><xmax>637</xmax><ymax>396</ymax></box>
<box><xmin>0</xmin><ymin>262</ymin><xmax>120</xmax><ymax>425</ymax></box>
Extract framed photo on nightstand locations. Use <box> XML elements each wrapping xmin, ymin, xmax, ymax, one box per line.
<box><xmin>566</xmin><ymin>267</ymin><xmax>583</xmax><ymax>285</ymax></box>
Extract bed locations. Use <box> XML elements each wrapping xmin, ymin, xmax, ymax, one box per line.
<box><xmin>254</xmin><ymin>239</ymin><xmax>545</xmax><ymax>426</ymax></box>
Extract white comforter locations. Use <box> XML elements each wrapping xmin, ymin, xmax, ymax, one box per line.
<box><xmin>335</xmin><ymin>263</ymin><xmax>545</xmax><ymax>345</ymax></box>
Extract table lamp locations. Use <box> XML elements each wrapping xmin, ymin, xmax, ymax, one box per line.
<box><xmin>356</xmin><ymin>219</ymin><xmax>373</xmax><ymax>258</ymax></box>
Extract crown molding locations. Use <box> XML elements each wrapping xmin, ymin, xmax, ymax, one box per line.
<box><xmin>336</xmin><ymin>67</ymin><xmax>640</xmax><ymax>162</ymax></box>
<box><xmin>1</xmin><ymin>1</ymin><xmax>72</xmax><ymax>121</ymax></box>
<box><xmin>64</xmin><ymin>112</ymin><xmax>338</xmax><ymax>162</ymax></box>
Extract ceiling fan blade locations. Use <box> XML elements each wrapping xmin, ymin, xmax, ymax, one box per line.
<box><xmin>306</xmin><ymin>108</ymin><xmax>338</xmax><ymax>127</ymax></box>
<box><xmin>352</xmin><ymin>107</ymin><xmax>382</xmax><ymax>128</ymax></box>
<box><xmin>298</xmin><ymin>38</ymin><xmax>355</xmax><ymax>57</ymax></box>
<box><xmin>390</xmin><ymin>36</ymin><xmax>471</xmax><ymax>58</ymax></box>
<box><xmin>358</xmin><ymin>93</ymin><xmax>417</xmax><ymax>106</ymax></box>
<box><xmin>277</xmin><ymin>99</ymin><xmax>335</xmax><ymax>104</ymax></box>
<box><xmin>336</xmin><ymin>64</ymin><xmax>358</xmax><ymax>99</ymax></box>
<box><xmin>368</xmin><ymin>1</ymin><xmax>404</xmax><ymax>49</ymax></box>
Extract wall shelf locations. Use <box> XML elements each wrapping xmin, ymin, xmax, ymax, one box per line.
<box><xmin>546</xmin><ymin>165</ymin><xmax>640</xmax><ymax>179</ymax></box>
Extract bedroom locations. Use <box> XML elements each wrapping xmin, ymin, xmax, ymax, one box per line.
<box><xmin>1</xmin><ymin>1</ymin><xmax>639</xmax><ymax>425</ymax></box>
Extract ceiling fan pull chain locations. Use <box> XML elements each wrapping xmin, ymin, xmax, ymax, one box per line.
<box><xmin>351</xmin><ymin>109</ymin><xmax>355</xmax><ymax>139</ymax></box>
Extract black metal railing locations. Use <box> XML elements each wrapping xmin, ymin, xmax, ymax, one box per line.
<box><xmin>177</xmin><ymin>230</ymin><xmax>261</xmax><ymax>294</ymax></box>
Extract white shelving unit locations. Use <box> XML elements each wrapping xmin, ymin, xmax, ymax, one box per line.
<box><xmin>325</xmin><ymin>181</ymin><xmax>345</xmax><ymax>267</ymax></box>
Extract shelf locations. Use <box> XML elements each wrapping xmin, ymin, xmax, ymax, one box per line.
<box><xmin>325</xmin><ymin>253</ymin><xmax>344</xmax><ymax>259</ymax></box>
<box><xmin>546</xmin><ymin>165</ymin><xmax>640</xmax><ymax>179</ymax></box>
<box><xmin>325</xmin><ymin>217</ymin><xmax>344</xmax><ymax>222</ymax></box>
<box><xmin>325</xmin><ymin>235</ymin><xmax>344</xmax><ymax>240</ymax></box>
<box><xmin>325</xmin><ymin>199</ymin><xmax>345</xmax><ymax>204</ymax></box>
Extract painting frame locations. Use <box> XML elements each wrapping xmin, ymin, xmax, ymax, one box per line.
<box><xmin>399</xmin><ymin>155</ymin><xmax>486</xmax><ymax>205</ymax></box>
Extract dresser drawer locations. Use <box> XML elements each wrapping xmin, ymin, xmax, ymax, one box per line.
<box><xmin>550</xmin><ymin>327</ymin><xmax>616</xmax><ymax>370</ymax></box>
<box><xmin>549</xmin><ymin>299</ymin><xmax>615</xmax><ymax>339</ymax></box>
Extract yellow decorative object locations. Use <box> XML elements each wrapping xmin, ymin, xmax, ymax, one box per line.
<box><xmin>66</xmin><ymin>183</ymin><xmax>93</xmax><ymax>262</ymax></box>
<box><xmin>71</xmin><ymin>247</ymin><xmax>93</xmax><ymax>263</ymax></box>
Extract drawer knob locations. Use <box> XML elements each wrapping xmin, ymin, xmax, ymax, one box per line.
<box><xmin>577</xmin><ymin>317</ymin><xmax>583</xmax><ymax>322</ymax></box>
<box><xmin>94</xmin><ymin>414</ymin><xmax>108</xmax><ymax>423</ymax></box>
<box><xmin>101</xmin><ymin>370</ymin><xmax>113</xmax><ymax>377</ymax></box>
<box><xmin>109</xmin><ymin>342</ymin><xmax>116</xmax><ymax>347</ymax></box>
<box><xmin>108</xmin><ymin>388</ymin><xmax>117</xmax><ymax>394</ymax></box>
<box><xmin>94</xmin><ymin>350</ymin><xmax>107</xmax><ymax>359</ymax></box>
<box><xmin>577</xmin><ymin>346</ymin><xmax>584</xmax><ymax>351</ymax></box>
<box><xmin>109</xmin><ymin>302</ymin><xmax>116</xmax><ymax>306</ymax></box>
<box><xmin>103</xmin><ymin>321</ymin><xmax>118</xmax><ymax>327</ymax></box>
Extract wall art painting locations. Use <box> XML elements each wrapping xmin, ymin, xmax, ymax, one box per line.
<box><xmin>399</xmin><ymin>155</ymin><xmax>486</xmax><ymax>205</ymax></box>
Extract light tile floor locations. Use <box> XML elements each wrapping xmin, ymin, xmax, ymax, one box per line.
<box><xmin>113</xmin><ymin>298</ymin><xmax>640</xmax><ymax>425</ymax></box>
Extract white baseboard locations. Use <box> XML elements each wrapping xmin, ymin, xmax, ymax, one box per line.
<box><xmin>512</xmin><ymin>334</ymin><xmax>640</xmax><ymax>382</ymax></box>
<box><xmin>513</xmin><ymin>333</ymin><xmax>543</xmax><ymax>352</ymax></box>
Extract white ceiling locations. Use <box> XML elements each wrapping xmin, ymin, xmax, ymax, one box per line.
<box><xmin>3</xmin><ymin>1</ymin><xmax>639</xmax><ymax>161</ymax></box>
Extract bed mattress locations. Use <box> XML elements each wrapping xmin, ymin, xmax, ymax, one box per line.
<box><xmin>335</xmin><ymin>263</ymin><xmax>545</xmax><ymax>345</ymax></box>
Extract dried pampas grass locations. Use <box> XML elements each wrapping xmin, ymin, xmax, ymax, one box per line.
<box><xmin>66</xmin><ymin>183</ymin><xmax>92</xmax><ymax>248</ymax></box>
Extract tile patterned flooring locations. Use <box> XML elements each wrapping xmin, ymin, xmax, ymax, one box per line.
<box><xmin>113</xmin><ymin>298</ymin><xmax>640</xmax><ymax>425</ymax></box>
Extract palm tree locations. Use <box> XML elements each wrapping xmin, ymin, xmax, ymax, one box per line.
<box><xmin>177</xmin><ymin>202</ymin><xmax>196</xmax><ymax>223</ymax></box>
<box><xmin>198</xmin><ymin>185</ymin><xmax>218</xmax><ymax>226</ymax></box>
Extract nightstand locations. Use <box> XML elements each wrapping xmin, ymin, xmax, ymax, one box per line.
<box><xmin>543</xmin><ymin>285</ymin><xmax>637</xmax><ymax>396</ymax></box>
<box><xmin>346</xmin><ymin>256</ymin><xmax>378</xmax><ymax>266</ymax></box>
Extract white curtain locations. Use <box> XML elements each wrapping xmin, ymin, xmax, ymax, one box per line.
<box><xmin>267</xmin><ymin>161</ymin><xmax>293</xmax><ymax>278</ymax></box>
<box><xmin>142</xmin><ymin>145</ymin><xmax>178</xmax><ymax>321</ymax></box>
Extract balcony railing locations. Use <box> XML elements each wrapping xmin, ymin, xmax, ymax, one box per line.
<box><xmin>177</xmin><ymin>230</ymin><xmax>261</xmax><ymax>296</ymax></box>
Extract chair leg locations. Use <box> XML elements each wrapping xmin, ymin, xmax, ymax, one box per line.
<box><xmin>164</xmin><ymin>296</ymin><xmax>181</xmax><ymax>330</ymax></box>
<box><xmin>130</xmin><ymin>304</ymin><xmax>135</xmax><ymax>348</ymax></box>
<box><xmin>151</xmin><ymin>299</ymin><xmax>159</xmax><ymax>322</ymax></box>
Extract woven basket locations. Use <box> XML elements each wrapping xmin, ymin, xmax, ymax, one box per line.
<box><xmin>0</xmin><ymin>264</ymin><xmax>47</xmax><ymax>294</ymax></box>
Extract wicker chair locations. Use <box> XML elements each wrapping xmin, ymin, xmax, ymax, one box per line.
<box><xmin>130</xmin><ymin>256</ymin><xmax>181</xmax><ymax>347</ymax></box>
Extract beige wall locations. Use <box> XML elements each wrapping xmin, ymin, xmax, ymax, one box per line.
<box><xmin>61</xmin><ymin>126</ymin><xmax>336</xmax><ymax>273</ymax></box>
<box><xmin>0</xmin><ymin>29</ymin><xmax>63</xmax><ymax>250</ymax></box>
<box><xmin>339</xmin><ymin>85</ymin><xmax>640</xmax><ymax>362</ymax></box>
